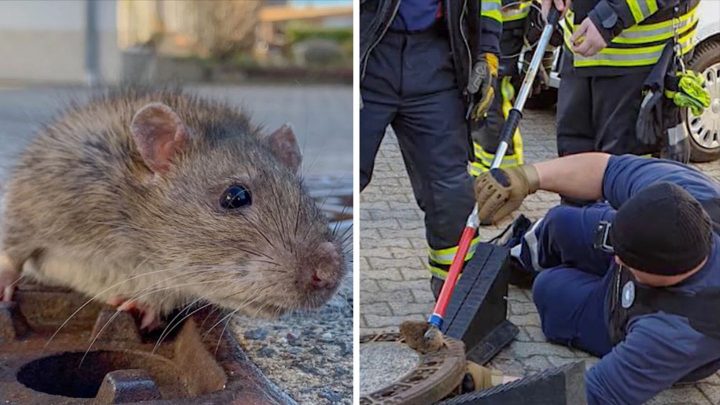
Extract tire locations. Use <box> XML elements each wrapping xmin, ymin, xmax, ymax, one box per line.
<box><xmin>686</xmin><ymin>38</ymin><xmax>720</xmax><ymax>163</ymax></box>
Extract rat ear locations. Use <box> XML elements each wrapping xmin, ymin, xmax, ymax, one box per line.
<box><xmin>130</xmin><ymin>102</ymin><xmax>188</xmax><ymax>174</ymax></box>
<box><xmin>267</xmin><ymin>124</ymin><xmax>302</xmax><ymax>174</ymax></box>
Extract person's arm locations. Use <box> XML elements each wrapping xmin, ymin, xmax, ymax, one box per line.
<box><xmin>586</xmin><ymin>315</ymin><xmax>720</xmax><ymax>404</ymax></box>
<box><xmin>474</xmin><ymin>153</ymin><xmax>720</xmax><ymax>223</ymax></box>
<box><xmin>474</xmin><ymin>152</ymin><xmax>609</xmax><ymax>223</ymax></box>
<box><xmin>533</xmin><ymin>152</ymin><xmax>610</xmax><ymax>200</ymax></box>
<box><xmin>573</xmin><ymin>0</ymin><xmax>693</xmax><ymax>56</ymax></box>
<box><xmin>601</xmin><ymin>155</ymin><xmax>720</xmax><ymax>208</ymax></box>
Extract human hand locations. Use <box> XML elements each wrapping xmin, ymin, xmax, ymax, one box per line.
<box><xmin>571</xmin><ymin>17</ymin><xmax>607</xmax><ymax>57</ymax></box>
<box><xmin>474</xmin><ymin>165</ymin><xmax>540</xmax><ymax>224</ymax></box>
<box><xmin>468</xmin><ymin>53</ymin><xmax>499</xmax><ymax>121</ymax></box>
<box><xmin>542</xmin><ymin>0</ymin><xmax>570</xmax><ymax>19</ymax></box>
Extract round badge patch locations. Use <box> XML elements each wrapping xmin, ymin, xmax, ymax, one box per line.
<box><xmin>621</xmin><ymin>281</ymin><xmax>635</xmax><ymax>309</ymax></box>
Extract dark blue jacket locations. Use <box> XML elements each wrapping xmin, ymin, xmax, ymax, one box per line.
<box><xmin>360</xmin><ymin>0</ymin><xmax>502</xmax><ymax>92</ymax></box>
<box><xmin>587</xmin><ymin>155</ymin><xmax>720</xmax><ymax>404</ymax></box>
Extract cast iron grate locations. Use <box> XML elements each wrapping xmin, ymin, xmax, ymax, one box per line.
<box><xmin>0</xmin><ymin>283</ymin><xmax>296</xmax><ymax>404</ymax></box>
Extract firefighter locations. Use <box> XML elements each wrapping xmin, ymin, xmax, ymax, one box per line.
<box><xmin>469</xmin><ymin>0</ymin><xmax>532</xmax><ymax>175</ymax></box>
<box><xmin>359</xmin><ymin>0</ymin><xmax>502</xmax><ymax>294</ymax></box>
<box><xmin>545</xmin><ymin>0</ymin><xmax>700</xmax><ymax>160</ymax></box>
<box><xmin>475</xmin><ymin>153</ymin><xmax>720</xmax><ymax>404</ymax></box>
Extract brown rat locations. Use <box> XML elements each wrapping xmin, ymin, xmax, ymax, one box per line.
<box><xmin>0</xmin><ymin>88</ymin><xmax>346</xmax><ymax>328</ymax></box>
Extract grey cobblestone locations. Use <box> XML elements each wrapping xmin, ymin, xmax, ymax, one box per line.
<box><xmin>360</xmin><ymin>110</ymin><xmax>720</xmax><ymax>402</ymax></box>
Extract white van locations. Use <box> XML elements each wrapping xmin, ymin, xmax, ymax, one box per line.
<box><xmin>683</xmin><ymin>0</ymin><xmax>720</xmax><ymax>162</ymax></box>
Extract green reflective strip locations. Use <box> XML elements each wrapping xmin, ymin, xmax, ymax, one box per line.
<box><xmin>468</xmin><ymin>161</ymin><xmax>489</xmax><ymax>176</ymax></box>
<box><xmin>627</xmin><ymin>0</ymin><xmax>658</xmax><ymax>24</ymax></box>
<box><xmin>428</xmin><ymin>236</ymin><xmax>481</xmax><ymax>265</ymax></box>
<box><xmin>563</xmin><ymin>18</ymin><xmax>696</xmax><ymax>68</ymax></box>
<box><xmin>502</xmin><ymin>1</ymin><xmax>531</xmax><ymax>22</ymax></box>
<box><xmin>571</xmin><ymin>35</ymin><xmax>695</xmax><ymax>67</ymax></box>
<box><xmin>482</xmin><ymin>10</ymin><xmax>503</xmax><ymax>22</ymax></box>
<box><xmin>429</xmin><ymin>265</ymin><xmax>449</xmax><ymax>279</ymax></box>
<box><xmin>609</xmin><ymin>5</ymin><xmax>698</xmax><ymax>44</ymax></box>
<box><xmin>564</xmin><ymin>6</ymin><xmax>697</xmax><ymax>45</ymax></box>
<box><xmin>481</xmin><ymin>0</ymin><xmax>503</xmax><ymax>22</ymax></box>
<box><xmin>474</xmin><ymin>142</ymin><xmax>521</xmax><ymax>167</ymax></box>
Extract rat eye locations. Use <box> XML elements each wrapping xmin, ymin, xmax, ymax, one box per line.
<box><xmin>220</xmin><ymin>185</ymin><xmax>252</xmax><ymax>210</ymax></box>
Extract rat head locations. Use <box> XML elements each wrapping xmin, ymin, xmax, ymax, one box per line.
<box><xmin>128</xmin><ymin>101</ymin><xmax>345</xmax><ymax>316</ymax></box>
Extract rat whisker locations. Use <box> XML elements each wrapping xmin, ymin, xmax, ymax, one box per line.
<box><xmin>45</xmin><ymin>264</ymin><xmax>231</xmax><ymax>349</ymax></box>
<box><xmin>152</xmin><ymin>300</ymin><xmax>215</xmax><ymax>354</ymax></box>
<box><xmin>153</xmin><ymin>296</ymin><xmax>205</xmax><ymax>350</ymax></box>
<box><xmin>81</xmin><ymin>278</ymin><xmax>237</xmax><ymax>363</ymax></box>
<box><xmin>204</xmin><ymin>306</ymin><xmax>242</xmax><ymax>337</ymax></box>
<box><xmin>244</xmin><ymin>220</ymin><xmax>277</xmax><ymax>249</ymax></box>
<box><xmin>214</xmin><ymin>316</ymin><xmax>232</xmax><ymax>356</ymax></box>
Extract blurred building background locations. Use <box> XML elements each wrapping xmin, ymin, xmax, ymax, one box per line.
<box><xmin>0</xmin><ymin>0</ymin><xmax>352</xmax><ymax>85</ymax></box>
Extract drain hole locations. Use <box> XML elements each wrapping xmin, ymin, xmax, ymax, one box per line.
<box><xmin>17</xmin><ymin>350</ymin><xmax>184</xmax><ymax>399</ymax></box>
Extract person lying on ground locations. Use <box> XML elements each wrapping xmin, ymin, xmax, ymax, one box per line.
<box><xmin>474</xmin><ymin>152</ymin><xmax>720</xmax><ymax>404</ymax></box>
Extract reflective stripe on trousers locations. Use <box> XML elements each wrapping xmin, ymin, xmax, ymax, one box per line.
<box><xmin>501</xmin><ymin>0</ymin><xmax>532</xmax><ymax>22</ymax></box>
<box><xmin>481</xmin><ymin>0</ymin><xmax>503</xmax><ymax>23</ymax></box>
<box><xmin>428</xmin><ymin>235</ymin><xmax>481</xmax><ymax>279</ymax></box>
<box><xmin>468</xmin><ymin>77</ymin><xmax>524</xmax><ymax>176</ymax></box>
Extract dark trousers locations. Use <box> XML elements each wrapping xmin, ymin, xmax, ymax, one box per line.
<box><xmin>556</xmin><ymin>49</ymin><xmax>658</xmax><ymax>156</ymax></box>
<box><xmin>360</xmin><ymin>28</ymin><xmax>475</xmax><ymax>252</ymax></box>
<box><xmin>518</xmin><ymin>203</ymin><xmax>617</xmax><ymax>357</ymax></box>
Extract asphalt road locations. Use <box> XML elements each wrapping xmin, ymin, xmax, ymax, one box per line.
<box><xmin>0</xmin><ymin>83</ymin><xmax>352</xmax><ymax>181</ymax></box>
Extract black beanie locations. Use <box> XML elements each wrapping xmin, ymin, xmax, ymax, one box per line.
<box><xmin>609</xmin><ymin>182</ymin><xmax>713</xmax><ymax>275</ymax></box>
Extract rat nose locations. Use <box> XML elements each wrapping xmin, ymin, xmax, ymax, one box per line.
<box><xmin>303</xmin><ymin>242</ymin><xmax>341</xmax><ymax>291</ymax></box>
<box><xmin>310</xmin><ymin>271</ymin><xmax>333</xmax><ymax>290</ymax></box>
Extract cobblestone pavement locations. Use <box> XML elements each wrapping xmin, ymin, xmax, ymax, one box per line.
<box><xmin>360</xmin><ymin>109</ymin><xmax>720</xmax><ymax>404</ymax></box>
<box><xmin>0</xmin><ymin>83</ymin><xmax>353</xmax><ymax>404</ymax></box>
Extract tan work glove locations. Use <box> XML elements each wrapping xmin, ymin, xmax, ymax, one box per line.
<box><xmin>468</xmin><ymin>53</ymin><xmax>499</xmax><ymax>121</ymax></box>
<box><xmin>474</xmin><ymin>165</ymin><xmax>540</xmax><ymax>224</ymax></box>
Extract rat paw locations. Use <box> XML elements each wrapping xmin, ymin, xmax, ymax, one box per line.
<box><xmin>0</xmin><ymin>255</ymin><xmax>20</xmax><ymax>302</ymax></box>
<box><xmin>107</xmin><ymin>297</ymin><xmax>162</xmax><ymax>331</ymax></box>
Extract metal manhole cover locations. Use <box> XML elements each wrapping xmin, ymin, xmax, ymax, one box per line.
<box><xmin>0</xmin><ymin>283</ymin><xmax>295</xmax><ymax>404</ymax></box>
<box><xmin>360</xmin><ymin>342</ymin><xmax>421</xmax><ymax>395</ymax></box>
<box><xmin>359</xmin><ymin>332</ymin><xmax>466</xmax><ymax>405</ymax></box>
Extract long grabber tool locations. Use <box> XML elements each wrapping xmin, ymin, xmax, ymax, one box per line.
<box><xmin>424</xmin><ymin>5</ymin><xmax>561</xmax><ymax>343</ymax></box>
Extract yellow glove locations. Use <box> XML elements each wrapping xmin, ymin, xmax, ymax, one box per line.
<box><xmin>474</xmin><ymin>165</ymin><xmax>539</xmax><ymax>224</ymax></box>
<box><xmin>469</xmin><ymin>53</ymin><xmax>499</xmax><ymax>121</ymax></box>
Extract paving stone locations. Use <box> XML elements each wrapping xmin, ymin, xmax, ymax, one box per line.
<box><xmin>697</xmin><ymin>383</ymin><xmax>720</xmax><ymax>403</ymax></box>
<box><xmin>367</xmin><ymin>257</ymin><xmax>423</xmax><ymax>271</ymax></box>
<box><xmin>361</xmin><ymin>268</ymin><xmax>404</xmax><ymax>281</ymax></box>
<box><xmin>361</xmin><ymin>303</ymin><xmax>393</xmax><ymax>317</ymax></box>
<box><xmin>360</xmin><ymin>279</ymin><xmax>381</xmax><ymax>293</ymax></box>
<box><xmin>647</xmin><ymin>386</ymin><xmax>711</xmax><ymax>404</ymax></box>
<box><xmin>509</xmin><ymin>301</ymin><xmax>538</xmax><ymax>315</ymax></box>
<box><xmin>398</xmin><ymin>268</ymin><xmax>428</xmax><ymax>281</ymax></box>
<box><xmin>360</xmin><ymin>289</ymin><xmax>414</xmax><ymax>306</ymax></box>
<box><xmin>508</xmin><ymin>312</ymin><xmax>542</xmax><ymax>327</ymax></box>
<box><xmin>500</xmin><ymin>341</ymin><xmax>576</xmax><ymax>359</ymax></box>
<box><xmin>547</xmin><ymin>356</ymin><xmax>589</xmax><ymax>368</ymax></box>
<box><xmin>523</xmin><ymin>325</ymin><xmax>547</xmax><ymax>342</ymax></box>
<box><xmin>387</xmin><ymin>301</ymin><xmax>432</xmax><ymax>316</ymax></box>
<box><xmin>364</xmin><ymin>313</ymin><xmax>424</xmax><ymax>329</ymax></box>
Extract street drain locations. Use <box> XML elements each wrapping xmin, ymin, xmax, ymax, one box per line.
<box><xmin>16</xmin><ymin>350</ymin><xmax>185</xmax><ymax>399</ymax></box>
<box><xmin>359</xmin><ymin>332</ymin><xmax>467</xmax><ymax>404</ymax></box>
<box><xmin>0</xmin><ymin>283</ymin><xmax>296</xmax><ymax>404</ymax></box>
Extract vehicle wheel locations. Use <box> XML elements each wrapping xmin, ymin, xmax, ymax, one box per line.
<box><xmin>686</xmin><ymin>39</ymin><xmax>720</xmax><ymax>163</ymax></box>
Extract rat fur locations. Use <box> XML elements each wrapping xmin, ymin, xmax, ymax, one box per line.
<box><xmin>0</xmin><ymin>88</ymin><xmax>346</xmax><ymax>320</ymax></box>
